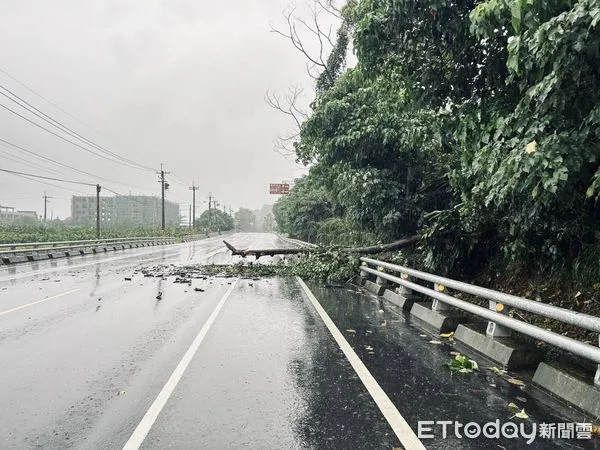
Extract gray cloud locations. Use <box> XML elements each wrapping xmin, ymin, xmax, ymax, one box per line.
<box><xmin>0</xmin><ymin>0</ymin><xmax>329</xmax><ymax>221</ymax></box>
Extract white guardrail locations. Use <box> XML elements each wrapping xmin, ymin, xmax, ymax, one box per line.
<box><xmin>359</xmin><ymin>257</ymin><xmax>600</xmax><ymax>384</ymax></box>
<box><xmin>0</xmin><ymin>235</ymin><xmax>205</xmax><ymax>265</ymax></box>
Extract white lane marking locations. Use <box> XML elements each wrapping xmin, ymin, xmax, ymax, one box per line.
<box><xmin>296</xmin><ymin>277</ymin><xmax>425</xmax><ymax>450</ymax></box>
<box><xmin>0</xmin><ymin>289</ymin><xmax>80</xmax><ymax>317</ymax></box>
<box><xmin>123</xmin><ymin>279</ymin><xmax>240</xmax><ymax>450</ymax></box>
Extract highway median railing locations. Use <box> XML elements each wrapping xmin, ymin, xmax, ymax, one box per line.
<box><xmin>278</xmin><ymin>236</ymin><xmax>318</xmax><ymax>248</ymax></box>
<box><xmin>358</xmin><ymin>256</ymin><xmax>600</xmax><ymax>418</ymax></box>
<box><xmin>0</xmin><ymin>236</ymin><xmax>205</xmax><ymax>265</ymax></box>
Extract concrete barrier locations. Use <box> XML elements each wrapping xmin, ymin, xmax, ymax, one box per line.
<box><xmin>1</xmin><ymin>255</ymin><xmax>28</xmax><ymax>264</ymax></box>
<box><xmin>359</xmin><ymin>257</ymin><xmax>600</xmax><ymax>418</ymax></box>
<box><xmin>382</xmin><ymin>288</ymin><xmax>420</xmax><ymax>312</ymax></box>
<box><xmin>30</xmin><ymin>254</ymin><xmax>50</xmax><ymax>262</ymax></box>
<box><xmin>364</xmin><ymin>280</ymin><xmax>386</xmax><ymax>296</ymax></box>
<box><xmin>410</xmin><ymin>301</ymin><xmax>467</xmax><ymax>333</ymax></box>
<box><xmin>533</xmin><ymin>362</ymin><xmax>600</xmax><ymax>417</ymax></box>
<box><xmin>407</xmin><ymin>282</ymin><xmax>466</xmax><ymax>332</ymax></box>
<box><xmin>454</xmin><ymin>323</ymin><xmax>543</xmax><ymax>369</ymax></box>
<box><xmin>1</xmin><ymin>236</ymin><xmax>192</xmax><ymax>266</ymax></box>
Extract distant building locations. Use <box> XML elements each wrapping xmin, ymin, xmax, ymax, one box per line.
<box><xmin>71</xmin><ymin>195</ymin><xmax>180</xmax><ymax>228</ymax></box>
<box><xmin>0</xmin><ymin>206</ymin><xmax>39</xmax><ymax>224</ymax></box>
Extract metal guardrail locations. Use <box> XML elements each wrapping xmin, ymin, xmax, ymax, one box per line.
<box><xmin>0</xmin><ymin>236</ymin><xmax>161</xmax><ymax>251</ymax></box>
<box><xmin>182</xmin><ymin>234</ymin><xmax>206</xmax><ymax>242</ymax></box>
<box><xmin>278</xmin><ymin>236</ymin><xmax>318</xmax><ymax>248</ymax></box>
<box><xmin>0</xmin><ymin>233</ymin><xmax>222</xmax><ymax>263</ymax></box>
<box><xmin>0</xmin><ymin>237</ymin><xmax>176</xmax><ymax>257</ymax></box>
<box><xmin>359</xmin><ymin>258</ymin><xmax>600</xmax><ymax>378</ymax></box>
<box><xmin>181</xmin><ymin>231</ymin><xmax>234</xmax><ymax>242</ymax></box>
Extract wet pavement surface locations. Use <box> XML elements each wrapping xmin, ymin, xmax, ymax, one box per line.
<box><xmin>307</xmin><ymin>282</ymin><xmax>600</xmax><ymax>449</ymax></box>
<box><xmin>143</xmin><ymin>278</ymin><xmax>400</xmax><ymax>449</ymax></box>
<box><xmin>0</xmin><ymin>232</ymin><xmax>598</xmax><ymax>449</ymax></box>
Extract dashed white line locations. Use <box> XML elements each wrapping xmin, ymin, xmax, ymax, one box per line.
<box><xmin>122</xmin><ymin>278</ymin><xmax>240</xmax><ymax>450</ymax></box>
<box><xmin>0</xmin><ymin>289</ymin><xmax>80</xmax><ymax>317</ymax></box>
<box><xmin>296</xmin><ymin>276</ymin><xmax>425</xmax><ymax>450</ymax></box>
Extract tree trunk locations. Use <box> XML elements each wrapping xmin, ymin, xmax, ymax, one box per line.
<box><xmin>223</xmin><ymin>235</ymin><xmax>420</xmax><ymax>259</ymax></box>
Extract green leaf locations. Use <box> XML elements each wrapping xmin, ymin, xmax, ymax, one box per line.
<box><xmin>489</xmin><ymin>366</ymin><xmax>507</xmax><ymax>376</ymax></box>
<box><xmin>510</xmin><ymin>0</ymin><xmax>522</xmax><ymax>33</ymax></box>
<box><xmin>514</xmin><ymin>409</ymin><xmax>529</xmax><ymax>420</ymax></box>
<box><xmin>586</xmin><ymin>185</ymin><xmax>596</xmax><ymax>198</ymax></box>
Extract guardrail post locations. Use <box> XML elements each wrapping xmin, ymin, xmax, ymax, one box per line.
<box><xmin>359</xmin><ymin>262</ymin><xmax>369</xmax><ymax>279</ymax></box>
<box><xmin>486</xmin><ymin>301</ymin><xmax>511</xmax><ymax>338</ymax></box>
<box><xmin>431</xmin><ymin>283</ymin><xmax>451</xmax><ymax>312</ymax></box>
<box><xmin>595</xmin><ymin>336</ymin><xmax>600</xmax><ymax>388</ymax></box>
<box><xmin>356</xmin><ymin>262</ymin><xmax>371</xmax><ymax>287</ymax></box>
<box><xmin>375</xmin><ymin>267</ymin><xmax>388</xmax><ymax>287</ymax></box>
<box><xmin>397</xmin><ymin>273</ymin><xmax>413</xmax><ymax>296</ymax></box>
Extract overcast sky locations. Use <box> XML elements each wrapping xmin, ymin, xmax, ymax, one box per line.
<box><xmin>0</xmin><ymin>0</ymin><xmax>340</xmax><ymax>221</ymax></box>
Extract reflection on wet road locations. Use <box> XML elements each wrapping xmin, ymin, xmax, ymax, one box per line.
<box><xmin>141</xmin><ymin>278</ymin><xmax>401</xmax><ymax>449</ymax></box>
<box><xmin>306</xmin><ymin>283</ymin><xmax>596</xmax><ymax>449</ymax></box>
<box><xmin>0</xmin><ymin>233</ymin><xmax>597</xmax><ymax>449</ymax></box>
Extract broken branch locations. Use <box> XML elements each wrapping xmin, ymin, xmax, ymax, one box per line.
<box><xmin>223</xmin><ymin>235</ymin><xmax>421</xmax><ymax>259</ymax></box>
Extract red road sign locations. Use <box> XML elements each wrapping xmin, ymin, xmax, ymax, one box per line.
<box><xmin>270</xmin><ymin>183</ymin><xmax>290</xmax><ymax>195</ymax></box>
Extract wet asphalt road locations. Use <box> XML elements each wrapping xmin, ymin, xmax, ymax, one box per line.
<box><xmin>0</xmin><ymin>232</ymin><xmax>598</xmax><ymax>449</ymax></box>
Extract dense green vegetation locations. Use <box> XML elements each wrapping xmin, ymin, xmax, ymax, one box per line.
<box><xmin>274</xmin><ymin>0</ymin><xmax>600</xmax><ymax>283</ymax></box>
<box><xmin>0</xmin><ymin>224</ymin><xmax>195</xmax><ymax>244</ymax></box>
<box><xmin>195</xmin><ymin>209</ymin><xmax>235</xmax><ymax>232</ymax></box>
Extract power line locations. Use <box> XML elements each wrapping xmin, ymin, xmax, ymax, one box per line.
<box><xmin>1</xmin><ymin>167</ymin><xmax>153</xmax><ymax>204</ymax></box>
<box><xmin>168</xmin><ymin>172</ymin><xmax>189</xmax><ymax>187</ymax></box>
<box><xmin>1</xmin><ymin>163</ymin><xmax>174</xmax><ymax>208</ymax></box>
<box><xmin>0</xmin><ymin>137</ymin><xmax>154</xmax><ymax>191</ymax></box>
<box><xmin>0</xmin><ymin>150</ymin><xmax>70</xmax><ymax>179</ymax></box>
<box><xmin>0</xmin><ymin>168</ymin><xmax>96</xmax><ymax>186</ymax></box>
<box><xmin>0</xmin><ymin>101</ymin><xmax>136</xmax><ymax>169</ymax></box>
<box><xmin>0</xmin><ymin>68</ymin><xmax>191</xmax><ymax>210</ymax></box>
<box><xmin>0</xmin><ymin>66</ymin><xmax>111</xmax><ymax>143</ymax></box>
<box><xmin>0</xmin><ymin>101</ymin><xmax>154</xmax><ymax>172</ymax></box>
<box><xmin>101</xmin><ymin>187</ymin><xmax>149</xmax><ymax>206</ymax></box>
<box><xmin>5</xmin><ymin>171</ymin><xmax>90</xmax><ymax>196</ymax></box>
<box><xmin>0</xmin><ymin>68</ymin><xmax>156</xmax><ymax>171</ymax></box>
<box><xmin>0</xmin><ymin>85</ymin><xmax>155</xmax><ymax>172</ymax></box>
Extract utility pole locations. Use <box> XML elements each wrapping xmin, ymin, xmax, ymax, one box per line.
<box><xmin>207</xmin><ymin>193</ymin><xmax>212</xmax><ymax>231</ymax></box>
<box><xmin>189</xmin><ymin>182</ymin><xmax>198</xmax><ymax>230</ymax></box>
<box><xmin>43</xmin><ymin>192</ymin><xmax>53</xmax><ymax>223</ymax></box>
<box><xmin>214</xmin><ymin>200</ymin><xmax>220</xmax><ymax>232</ymax></box>
<box><xmin>96</xmin><ymin>184</ymin><xmax>101</xmax><ymax>239</ymax></box>
<box><xmin>157</xmin><ymin>164</ymin><xmax>170</xmax><ymax>230</ymax></box>
<box><xmin>189</xmin><ymin>204</ymin><xmax>192</xmax><ymax>229</ymax></box>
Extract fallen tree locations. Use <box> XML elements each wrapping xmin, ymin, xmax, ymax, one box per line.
<box><xmin>223</xmin><ymin>235</ymin><xmax>420</xmax><ymax>259</ymax></box>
